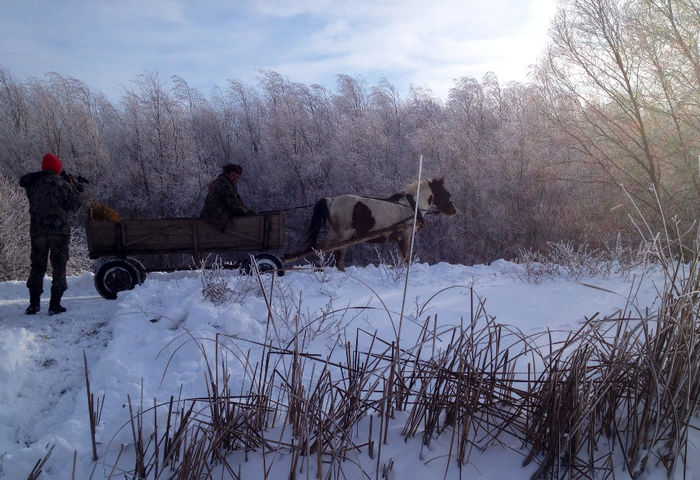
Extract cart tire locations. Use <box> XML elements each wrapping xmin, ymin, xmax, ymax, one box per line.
<box><xmin>125</xmin><ymin>258</ymin><xmax>147</xmax><ymax>285</ymax></box>
<box><xmin>243</xmin><ymin>254</ymin><xmax>284</xmax><ymax>276</ymax></box>
<box><xmin>94</xmin><ymin>259</ymin><xmax>140</xmax><ymax>299</ymax></box>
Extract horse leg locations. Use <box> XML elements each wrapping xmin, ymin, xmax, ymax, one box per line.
<box><xmin>395</xmin><ymin>232</ymin><xmax>411</xmax><ymax>265</ymax></box>
<box><xmin>316</xmin><ymin>229</ymin><xmax>345</xmax><ymax>270</ymax></box>
<box><xmin>334</xmin><ymin>248</ymin><xmax>347</xmax><ymax>272</ymax></box>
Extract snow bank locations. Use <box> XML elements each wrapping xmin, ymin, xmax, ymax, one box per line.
<box><xmin>0</xmin><ymin>261</ymin><xmax>693</xmax><ymax>480</ymax></box>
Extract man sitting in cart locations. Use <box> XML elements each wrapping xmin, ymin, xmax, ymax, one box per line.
<box><xmin>200</xmin><ymin>163</ymin><xmax>255</xmax><ymax>232</ymax></box>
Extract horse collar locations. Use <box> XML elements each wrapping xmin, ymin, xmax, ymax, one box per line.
<box><xmin>405</xmin><ymin>194</ymin><xmax>424</xmax><ymax>223</ymax></box>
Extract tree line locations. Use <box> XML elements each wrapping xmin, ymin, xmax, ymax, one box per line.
<box><xmin>1</xmin><ymin>0</ymin><xmax>697</xmax><ymax>281</ymax></box>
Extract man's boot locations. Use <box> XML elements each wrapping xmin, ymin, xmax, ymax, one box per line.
<box><xmin>25</xmin><ymin>290</ymin><xmax>41</xmax><ymax>315</ymax></box>
<box><xmin>48</xmin><ymin>293</ymin><xmax>66</xmax><ymax>316</ymax></box>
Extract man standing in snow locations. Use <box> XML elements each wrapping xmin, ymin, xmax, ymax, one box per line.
<box><xmin>200</xmin><ymin>163</ymin><xmax>254</xmax><ymax>232</ymax></box>
<box><xmin>20</xmin><ymin>153</ymin><xmax>83</xmax><ymax>315</ymax></box>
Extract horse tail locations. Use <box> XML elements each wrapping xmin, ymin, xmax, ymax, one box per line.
<box><xmin>306</xmin><ymin>198</ymin><xmax>330</xmax><ymax>248</ymax></box>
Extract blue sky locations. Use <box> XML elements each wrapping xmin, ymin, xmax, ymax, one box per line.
<box><xmin>0</xmin><ymin>0</ymin><xmax>558</xmax><ymax>102</ymax></box>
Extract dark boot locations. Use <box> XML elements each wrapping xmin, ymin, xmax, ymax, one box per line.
<box><xmin>48</xmin><ymin>294</ymin><xmax>66</xmax><ymax>316</ymax></box>
<box><xmin>25</xmin><ymin>290</ymin><xmax>41</xmax><ymax>315</ymax></box>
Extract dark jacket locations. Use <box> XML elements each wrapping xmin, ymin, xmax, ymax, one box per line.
<box><xmin>20</xmin><ymin>171</ymin><xmax>83</xmax><ymax>236</ymax></box>
<box><xmin>199</xmin><ymin>174</ymin><xmax>251</xmax><ymax>231</ymax></box>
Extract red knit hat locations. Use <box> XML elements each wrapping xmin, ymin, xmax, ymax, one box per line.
<box><xmin>41</xmin><ymin>153</ymin><xmax>62</xmax><ymax>175</ymax></box>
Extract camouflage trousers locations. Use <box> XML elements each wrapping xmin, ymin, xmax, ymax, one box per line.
<box><xmin>26</xmin><ymin>235</ymin><xmax>70</xmax><ymax>298</ymax></box>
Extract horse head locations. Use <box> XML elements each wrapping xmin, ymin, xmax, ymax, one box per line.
<box><xmin>426</xmin><ymin>178</ymin><xmax>458</xmax><ymax>216</ymax></box>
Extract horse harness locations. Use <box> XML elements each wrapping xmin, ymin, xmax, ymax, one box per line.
<box><xmin>266</xmin><ymin>192</ymin><xmax>432</xmax><ymax>227</ymax></box>
<box><xmin>351</xmin><ymin>193</ymin><xmax>428</xmax><ymax>226</ymax></box>
<box><xmin>404</xmin><ymin>194</ymin><xmax>424</xmax><ymax>225</ymax></box>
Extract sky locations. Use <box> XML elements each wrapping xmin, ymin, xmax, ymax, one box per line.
<box><xmin>0</xmin><ymin>0</ymin><xmax>558</xmax><ymax>102</ymax></box>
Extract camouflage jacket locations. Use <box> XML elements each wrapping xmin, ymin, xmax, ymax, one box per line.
<box><xmin>19</xmin><ymin>170</ymin><xmax>83</xmax><ymax>236</ymax></box>
<box><xmin>199</xmin><ymin>174</ymin><xmax>251</xmax><ymax>231</ymax></box>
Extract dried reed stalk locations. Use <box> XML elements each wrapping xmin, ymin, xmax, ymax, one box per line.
<box><xmin>93</xmin><ymin>220</ymin><xmax>697</xmax><ymax>479</ymax></box>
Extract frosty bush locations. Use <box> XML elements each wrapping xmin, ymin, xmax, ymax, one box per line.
<box><xmin>373</xmin><ymin>245</ymin><xmax>418</xmax><ymax>283</ymax></box>
<box><xmin>516</xmin><ymin>239</ymin><xmax>646</xmax><ymax>282</ymax></box>
<box><xmin>0</xmin><ymin>173</ymin><xmax>29</xmax><ymax>281</ymax></box>
<box><xmin>199</xmin><ymin>257</ymin><xmax>256</xmax><ymax>306</ymax></box>
<box><xmin>516</xmin><ymin>248</ymin><xmax>559</xmax><ymax>282</ymax></box>
<box><xmin>603</xmin><ymin>232</ymin><xmax>649</xmax><ymax>272</ymax></box>
<box><xmin>304</xmin><ymin>248</ymin><xmax>336</xmax><ymax>283</ymax></box>
<box><xmin>67</xmin><ymin>226</ymin><xmax>93</xmax><ymax>276</ymax></box>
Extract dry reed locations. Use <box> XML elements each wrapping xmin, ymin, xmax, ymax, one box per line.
<box><xmin>80</xmin><ymin>222</ymin><xmax>697</xmax><ymax>480</ymax></box>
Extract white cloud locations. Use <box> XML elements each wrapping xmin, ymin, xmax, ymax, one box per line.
<box><xmin>0</xmin><ymin>0</ymin><xmax>558</xmax><ymax>101</ymax></box>
<box><xmin>259</xmin><ymin>0</ymin><xmax>557</xmax><ymax>98</ymax></box>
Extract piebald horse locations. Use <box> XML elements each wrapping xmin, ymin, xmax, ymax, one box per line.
<box><xmin>306</xmin><ymin>178</ymin><xmax>458</xmax><ymax>271</ymax></box>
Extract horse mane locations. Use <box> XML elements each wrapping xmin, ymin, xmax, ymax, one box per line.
<box><xmin>401</xmin><ymin>178</ymin><xmax>432</xmax><ymax>197</ymax></box>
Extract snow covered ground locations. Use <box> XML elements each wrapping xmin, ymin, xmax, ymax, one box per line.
<box><xmin>0</xmin><ymin>260</ymin><xmax>696</xmax><ymax>479</ymax></box>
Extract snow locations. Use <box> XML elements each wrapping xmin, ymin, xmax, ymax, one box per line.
<box><xmin>0</xmin><ymin>261</ymin><xmax>696</xmax><ymax>479</ymax></box>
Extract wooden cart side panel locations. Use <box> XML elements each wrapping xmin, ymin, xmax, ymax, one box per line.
<box><xmin>86</xmin><ymin>214</ymin><xmax>284</xmax><ymax>256</ymax></box>
<box><xmin>86</xmin><ymin>220</ymin><xmax>120</xmax><ymax>257</ymax></box>
<box><xmin>211</xmin><ymin>213</ymin><xmax>284</xmax><ymax>250</ymax></box>
<box><xmin>120</xmin><ymin>218</ymin><xmax>197</xmax><ymax>252</ymax></box>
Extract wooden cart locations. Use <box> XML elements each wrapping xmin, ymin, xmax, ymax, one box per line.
<box><xmin>86</xmin><ymin>212</ymin><xmax>285</xmax><ymax>299</ymax></box>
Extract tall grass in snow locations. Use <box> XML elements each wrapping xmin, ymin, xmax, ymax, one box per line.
<box><xmin>65</xmin><ymin>220</ymin><xmax>697</xmax><ymax>480</ymax></box>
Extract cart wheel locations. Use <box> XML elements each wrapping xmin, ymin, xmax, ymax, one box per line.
<box><xmin>125</xmin><ymin>258</ymin><xmax>147</xmax><ymax>285</ymax></box>
<box><xmin>94</xmin><ymin>260</ymin><xmax>140</xmax><ymax>299</ymax></box>
<box><xmin>243</xmin><ymin>254</ymin><xmax>284</xmax><ymax>276</ymax></box>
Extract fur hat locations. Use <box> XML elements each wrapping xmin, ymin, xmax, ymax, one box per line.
<box><xmin>223</xmin><ymin>164</ymin><xmax>243</xmax><ymax>175</ymax></box>
<box><xmin>41</xmin><ymin>153</ymin><xmax>62</xmax><ymax>175</ymax></box>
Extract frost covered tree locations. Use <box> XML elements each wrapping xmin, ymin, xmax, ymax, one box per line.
<box><xmin>537</xmin><ymin>0</ymin><xmax>700</xmax><ymax>218</ymax></box>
